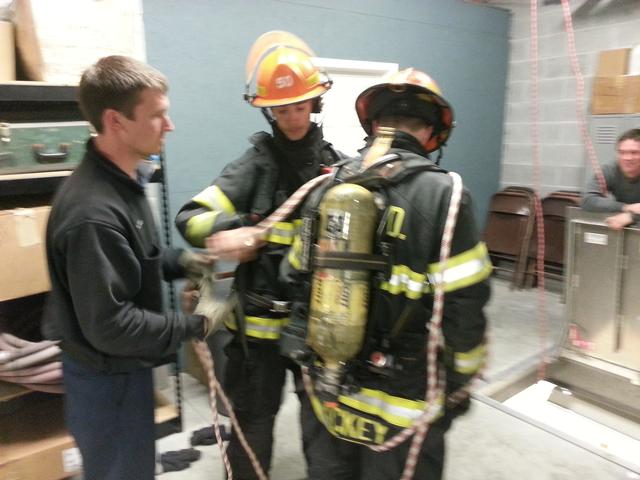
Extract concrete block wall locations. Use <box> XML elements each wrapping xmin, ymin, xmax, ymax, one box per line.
<box><xmin>501</xmin><ymin>0</ymin><xmax>640</xmax><ymax>196</ymax></box>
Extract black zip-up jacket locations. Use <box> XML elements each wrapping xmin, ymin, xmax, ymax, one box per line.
<box><xmin>42</xmin><ymin>139</ymin><xmax>205</xmax><ymax>373</ymax></box>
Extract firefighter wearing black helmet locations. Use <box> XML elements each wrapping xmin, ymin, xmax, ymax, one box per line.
<box><xmin>281</xmin><ymin>68</ymin><xmax>491</xmax><ymax>479</ymax></box>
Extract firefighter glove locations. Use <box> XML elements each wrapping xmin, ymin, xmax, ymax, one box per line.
<box><xmin>194</xmin><ymin>275</ymin><xmax>238</xmax><ymax>337</ymax></box>
<box><xmin>178</xmin><ymin>249</ymin><xmax>215</xmax><ymax>282</ymax></box>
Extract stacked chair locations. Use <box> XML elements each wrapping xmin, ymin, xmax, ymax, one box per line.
<box><xmin>483</xmin><ymin>187</ymin><xmax>582</xmax><ymax>289</ymax></box>
<box><xmin>483</xmin><ymin>187</ymin><xmax>537</xmax><ymax>289</ymax></box>
<box><xmin>522</xmin><ymin>190</ymin><xmax>582</xmax><ymax>287</ymax></box>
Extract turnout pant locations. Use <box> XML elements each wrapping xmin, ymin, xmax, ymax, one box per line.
<box><xmin>62</xmin><ymin>356</ymin><xmax>155</xmax><ymax>480</ymax></box>
<box><xmin>223</xmin><ymin>339</ymin><xmax>304</xmax><ymax>480</ymax></box>
<box><xmin>300</xmin><ymin>394</ymin><xmax>453</xmax><ymax>480</ymax></box>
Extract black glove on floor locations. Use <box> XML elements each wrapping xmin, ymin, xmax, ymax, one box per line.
<box><xmin>159</xmin><ymin>448</ymin><xmax>202</xmax><ymax>472</ymax></box>
<box><xmin>190</xmin><ymin>424</ymin><xmax>232</xmax><ymax>446</ymax></box>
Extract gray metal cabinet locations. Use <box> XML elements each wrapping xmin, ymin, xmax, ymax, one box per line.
<box><xmin>565</xmin><ymin>208</ymin><xmax>640</xmax><ymax>372</ymax></box>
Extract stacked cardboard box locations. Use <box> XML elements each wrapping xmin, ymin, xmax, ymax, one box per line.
<box><xmin>0</xmin><ymin>20</ymin><xmax>15</xmax><ymax>81</ymax></box>
<box><xmin>0</xmin><ymin>206</ymin><xmax>51</xmax><ymax>302</ymax></box>
<box><xmin>591</xmin><ymin>48</ymin><xmax>640</xmax><ymax>115</ymax></box>
<box><xmin>0</xmin><ymin>394</ymin><xmax>82</xmax><ymax>480</ymax></box>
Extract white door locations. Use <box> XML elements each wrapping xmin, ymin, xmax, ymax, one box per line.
<box><xmin>312</xmin><ymin>58</ymin><xmax>398</xmax><ymax>157</ymax></box>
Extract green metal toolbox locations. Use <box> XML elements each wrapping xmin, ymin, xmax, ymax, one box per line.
<box><xmin>0</xmin><ymin>121</ymin><xmax>93</xmax><ymax>175</ymax></box>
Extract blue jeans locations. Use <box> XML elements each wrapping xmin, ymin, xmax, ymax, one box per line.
<box><xmin>62</xmin><ymin>355</ymin><xmax>155</xmax><ymax>480</ymax></box>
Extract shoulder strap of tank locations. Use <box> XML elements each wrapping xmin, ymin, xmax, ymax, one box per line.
<box><xmin>343</xmin><ymin>153</ymin><xmax>447</xmax><ymax>189</ymax></box>
<box><xmin>297</xmin><ymin>172</ymin><xmax>340</xmax><ymax>273</ymax></box>
<box><xmin>321</xmin><ymin>141</ymin><xmax>344</xmax><ymax>166</ymax></box>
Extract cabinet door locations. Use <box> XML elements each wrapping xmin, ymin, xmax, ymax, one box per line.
<box><xmin>567</xmin><ymin>221</ymin><xmax>623</xmax><ymax>364</ymax></box>
<box><xmin>619</xmin><ymin>229</ymin><xmax>640</xmax><ymax>371</ymax></box>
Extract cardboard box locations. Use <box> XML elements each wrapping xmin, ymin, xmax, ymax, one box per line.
<box><xmin>0</xmin><ymin>381</ymin><xmax>30</xmax><ymax>402</ymax></box>
<box><xmin>154</xmin><ymin>390</ymin><xmax>179</xmax><ymax>425</ymax></box>
<box><xmin>630</xmin><ymin>44</ymin><xmax>640</xmax><ymax>75</ymax></box>
<box><xmin>13</xmin><ymin>0</ymin><xmax>44</xmax><ymax>81</ymax></box>
<box><xmin>0</xmin><ymin>395</ymin><xmax>82</xmax><ymax>480</ymax></box>
<box><xmin>0</xmin><ymin>206</ymin><xmax>51</xmax><ymax>302</ymax></box>
<box><xmin>591</xmin><ymin>94</ymin><xmax>640</xmax><ymax>115</ymax></box>
<box><xmin>595</xmin><ymin>48</ymin><xmax>630</xmax><ymax>77</ymax></box>
<box><xmin>592</xmin><ymin>75</ymin><xmax>640</xmax><ymax>96</ymax></box>
<box><xmin>0</xmin><ymin>20</ymin><xmax>16</xmax><ymax>81</ymax></box>
<box><xmin>591</xmin><ymin>75</ymin><xmax>640</xmax><ymax>114</ymax></box>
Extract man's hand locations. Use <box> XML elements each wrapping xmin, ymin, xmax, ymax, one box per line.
<box><xmin>178</xmin><ymin>250</ymin><xmax>215</xmax><ymax>282</ymax></box>
<box><xmin>205</xmin><ymin>226</ymin><xmax>267</xmax><ymax>263</ymax></box>
<box><xmin>605</xmin><ymin>212</ymin><xmax>634</xmax><ymax>230</ymax></box>
<box><xmin>622</xmin><ymin>203</ymin><xmax>640</xmax><ymax>215</ymax></box>
<box><xmin>195</xmin><ymin>285</ymin><xmax>238</xmax><ymax>338</ymax></box>
<box><xmin>180</xmin><ymin>280</ymin><xmax>200</xmax><ymax>314</ymax></box>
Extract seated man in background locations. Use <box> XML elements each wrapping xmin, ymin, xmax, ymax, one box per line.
<box><xmin>582</xmin><ymin>128</ymin><xmax>640</xmax><ymax>230</ymax></box>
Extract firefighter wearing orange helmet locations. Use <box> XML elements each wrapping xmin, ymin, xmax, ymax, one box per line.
<box><xmin>281</xmin><ymin>68</ymin><xmax>490</xmax><ymax>479</ymax></box>
<box><xmin>175</xmin><ymin>32</ymin><xmax>344</xmax><ymax>479</ymax></box>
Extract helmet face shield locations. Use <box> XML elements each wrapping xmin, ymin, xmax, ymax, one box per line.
<box><xmin>245</xmin><ymin>31</ymin><xmax>332</xmax><ymax>108</ymax></box>
<box><xmin>355</xmin><ymin>68</ymin><xmax>454</xmax><ymax>153</ymax></box>
<box><xmin>368</xmin><ymin>88</ymin><xmax>441</xmax><ymax>126</ymax></box>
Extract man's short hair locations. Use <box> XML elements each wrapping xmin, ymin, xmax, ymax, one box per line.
<box><xmin>78</xmin><ymin>55</ymin><xmax>168</xmax><ymax>133</ymax></box>
<box><xmin>617</xmin><ymin>128</ymin><xmax>640</xmax><ymax>145</ymax></box>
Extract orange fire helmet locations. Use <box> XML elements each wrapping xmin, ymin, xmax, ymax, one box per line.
<box><xmin>355</xmin><ymin>68</ymin><xmax>454</xmax><ymax>153</ymax></box>
<box><xmin>244</xmin><ymin>31</ymin><xmax>332</xmax><ymax>108</ymax></box>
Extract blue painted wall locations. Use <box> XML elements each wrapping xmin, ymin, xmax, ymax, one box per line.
<box><xmin>142</xmin><ymin>0</ymin><xmax>510</xmax><ymax>242</ymax></box>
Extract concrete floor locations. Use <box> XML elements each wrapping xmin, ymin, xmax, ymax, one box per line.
<box><xmin>152</xmin><ymin>277</ymin><xmax>640</xmax><ymax>479</ymax></box>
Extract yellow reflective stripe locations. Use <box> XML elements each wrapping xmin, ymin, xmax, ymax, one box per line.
<box><xmin>272</xmin><ymin>221</ymin><xmax>293</xmax><ymax>232</ymax></box>
<box><xmin>265</xmin><ymin>221</ymin><xmax>295</xmax><ymax>245</ymax></box>
<box><xmin>337</xmin><ymin>387</ymin><xmax>443</xmax><ymax>429</ymax></box>
<box><xmin>192</xmin><ymin>185</ymin><xmax>236</xmax><ymax>215</ymax></box>
<box><xmin>185</xmin><ymin>211</ymin><xmax>219</xmax><ymax>247</ymax></box>
<box><xmin>224</xmin><ymin>315</ymin><xmax>290</xmax><ymax>340</ymax></box>
<box><xmin>308</xmin><ymin>388</ymin><xmax>443</xmax><ymax>444</ymax></box>
<box><xmin>376</xmin><ymin>243</ymin><xmax>491</xmax><ymax>299</ymax></box>
<box><xmin>426</xmin><ymin>242</ymin><xmax>492</xmax><ymax>293</ymax></box>
<box><xmin>288</xmin><ymin>234</ymin><xmax>303</xmax><ymax>270</ymax></box>
<box><xmin>246</xmin><ymin>316</ymin><xmax>289</xmax><ymax>327</ymax></box>
<box><xmin>186</xmin><ymin>186</ymin><xmax>238</xmax><ymax>246</ymax></box>
<box><xmin>308</xmin><ymin>395</ymin><xmax>390</xmax><ymax>446</ymax></box>
<box><xmin>430</xmin><ymin>258</ymin><xmax>492</xmax><ymax>293</ymax></box>
<box><xmin>267</xmin><ymin>234</ymin><xmax>293</xmax><ymax>245</ymax></box>
<box><xmin>428</xmin><ymin>242</ymin><xmax>488</xmax><ymax>274</ymax></box>
<box><xmin>454</xmin><ymin>343</ymin><xmax>487</xmax><ymax>374</ymax></box>
<box><xmin>379</xmin><ymin>265</ymin><xmax>426</xmax><ymax>300</ymax></box>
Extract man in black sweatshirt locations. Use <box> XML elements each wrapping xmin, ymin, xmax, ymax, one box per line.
<box><xmin>42</xmin><ymin>55</ymin><xmax>214</xmax><ymax>480</ymax></box>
